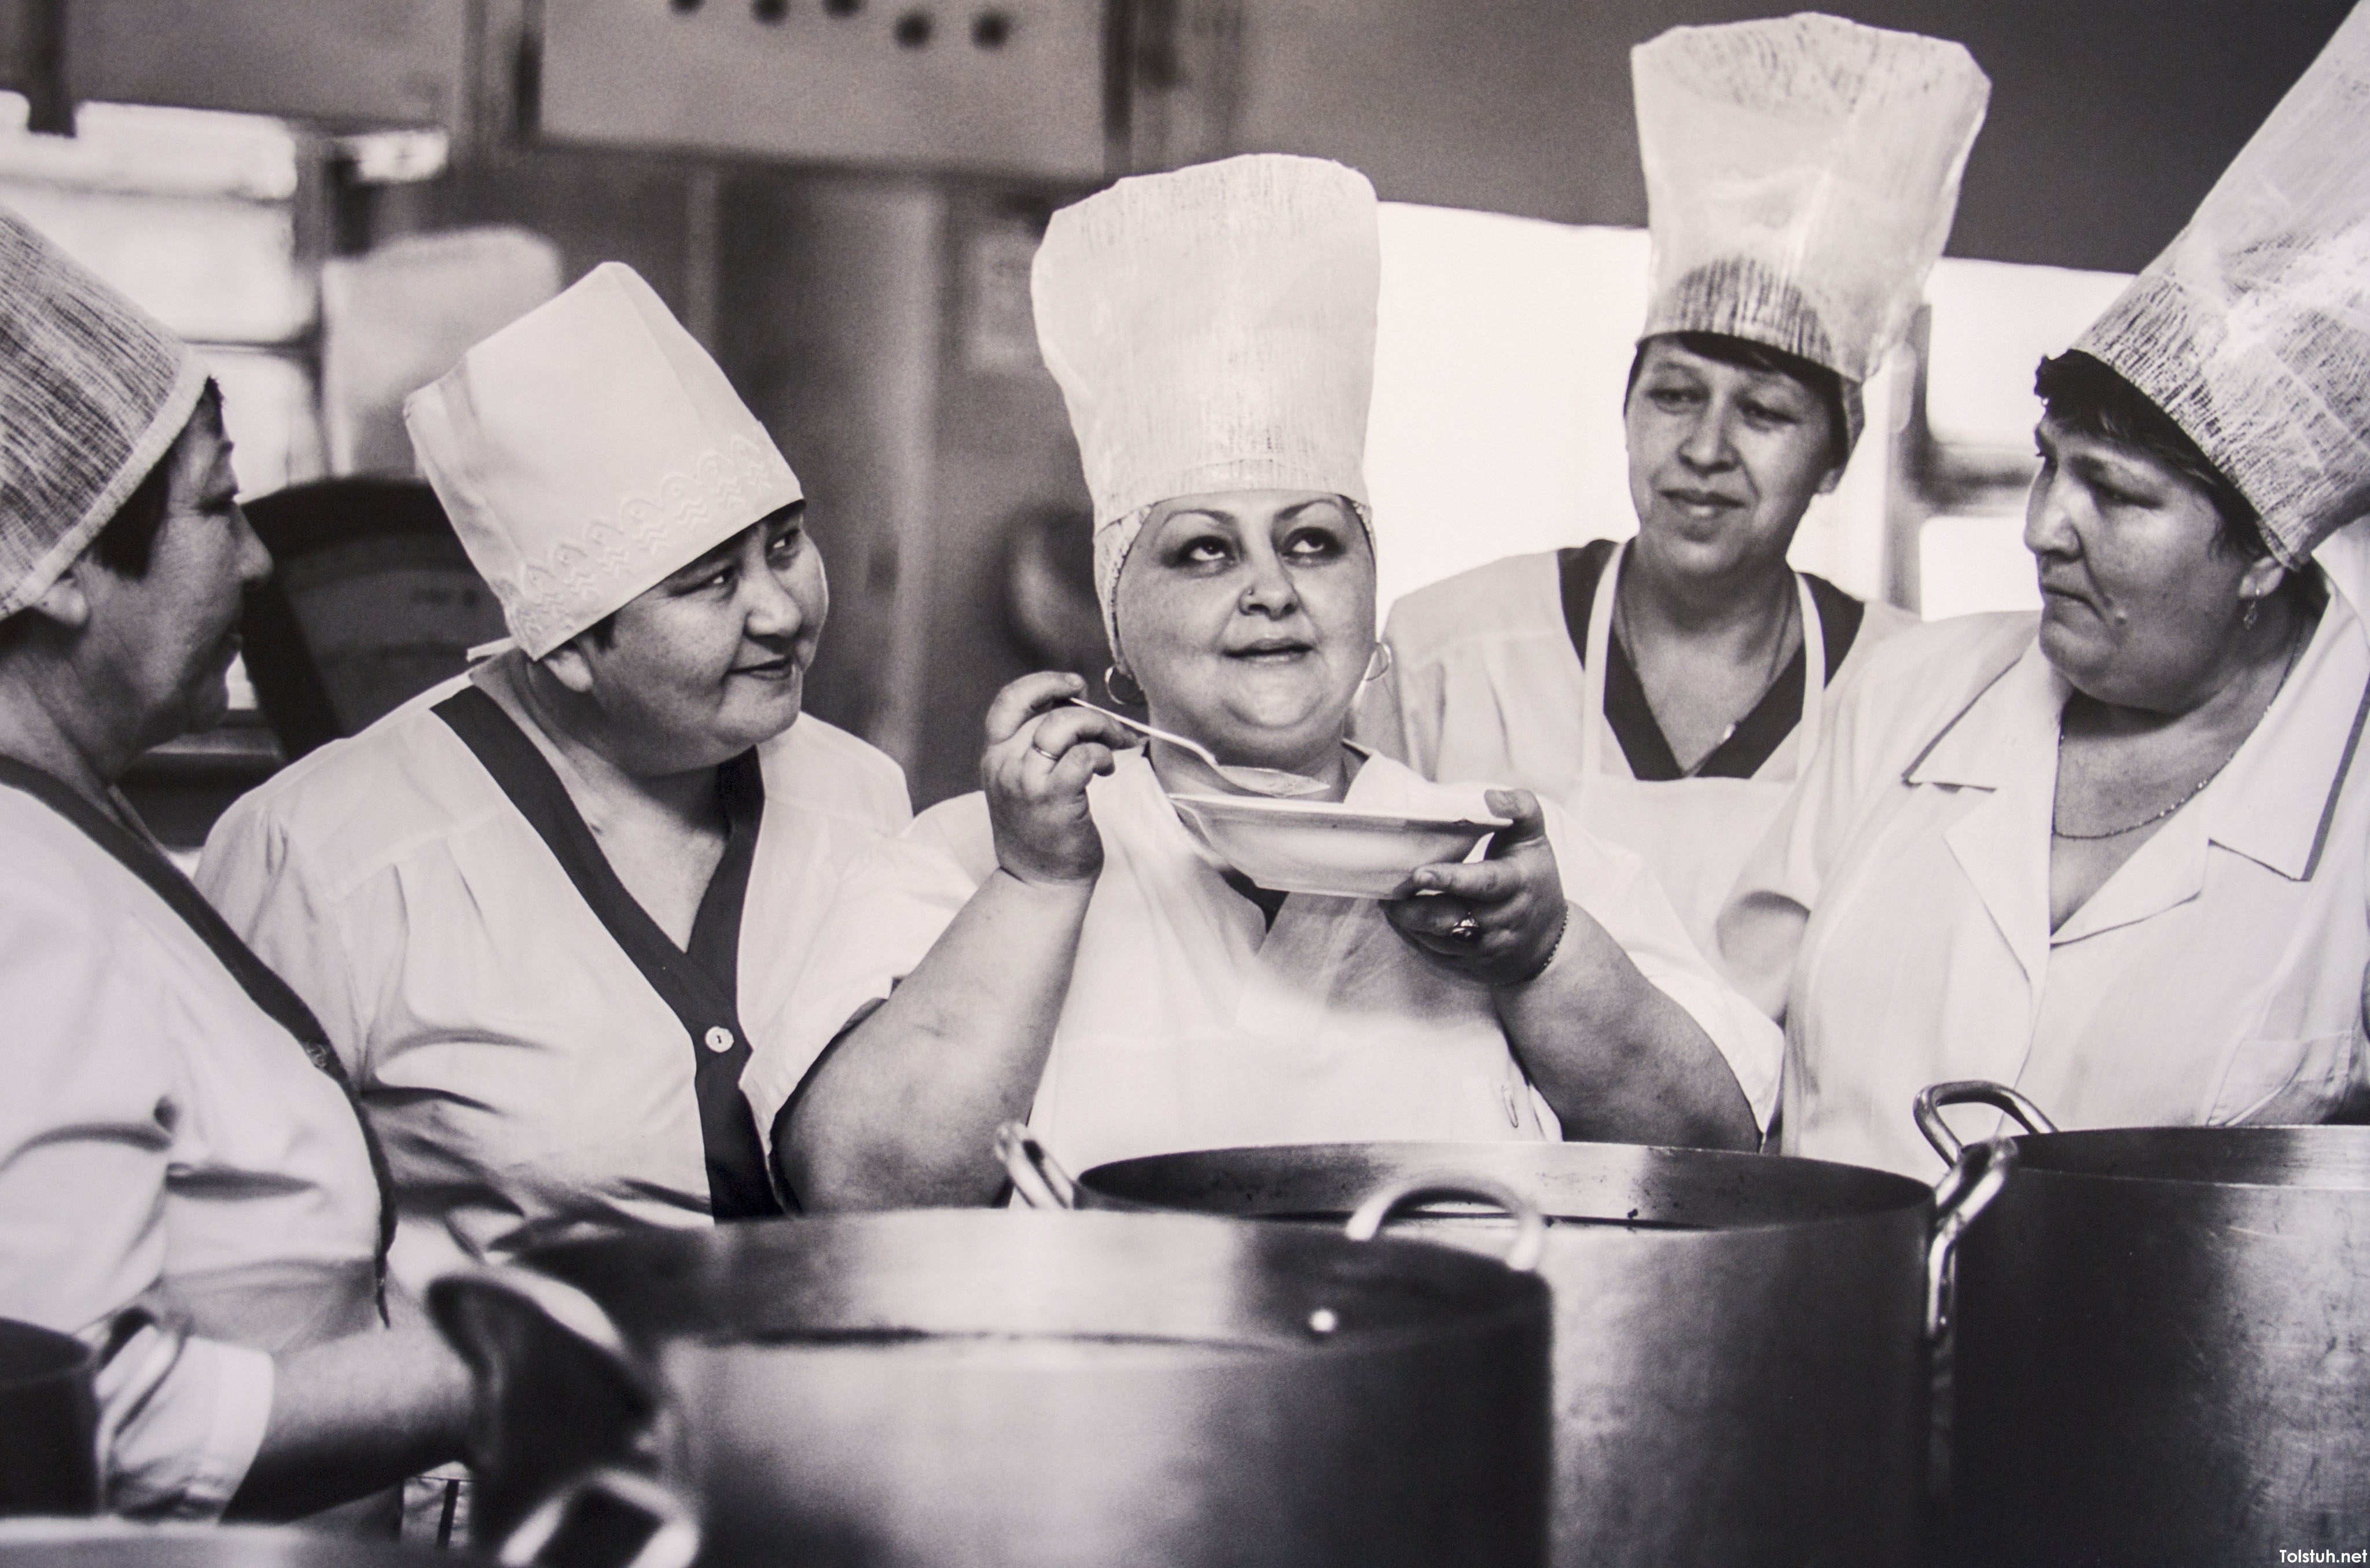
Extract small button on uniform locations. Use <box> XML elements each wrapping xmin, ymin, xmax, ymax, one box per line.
<box><xmin>704</xmin><ymin>1026</ymin><xmax>737</xmax><ymax>1053</ymax></box>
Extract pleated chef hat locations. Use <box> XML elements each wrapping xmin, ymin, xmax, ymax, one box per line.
<box><xmin>1633</xmin><ymin>13</ymin><xmax>1989</xmax><ymax>443</ymax></box>
<box><xmin>405</xmin><ymin>262</ymin><xmax>802</xmax><ymax>658</ymax></box>
<box><xmin>2073</xmin><ymin>2</ymin><xmax>2370</xmax><ymax>566</ymax></box>
<box><xmin>0</xmin><ymin>205</ymin><xmax>208</xmax><ymax>620</ymax></box>
<box><xmin>1032</xmin><ymin>153</ymin><xmax>1380</xmax><ymax>652</ymax></box>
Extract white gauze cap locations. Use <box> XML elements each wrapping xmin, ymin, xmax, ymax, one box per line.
<box><xmin>2073</xmin><ymin>1</ymin><xmax>2370</xmax><ymax>566</ymax></box>
<box><xmin>0</xmin><ymin>205</ymin><xmax>207</xmax><ymax>619</ymax></box>
<box><xmin>404</xmin><ymin>262</ymin><xmax>802</xmax><ymax>658</ymax></box>
<box><xmin>1633</xmin><ymin>13</ymin><xmax>1990</xmax><ymax>419</ymax></box>
<box><xmin>1032</xmin><ymin>153</ymin><xmax>1380</xmax><ymax>652</ymax></box>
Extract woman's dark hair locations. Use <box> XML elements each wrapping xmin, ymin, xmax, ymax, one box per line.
<box><xmin>2033</xmin><ymin>350</ymin><xmax>2265</xmax><ymax>560</ymax></box>
<box><xmin>1624</xmin><ymin>331</ymin><xmax>1852</xmax><ymax>472</ymax></box>
<box><xmin>91</xmin><ymin>380</ymin><xmax>226</xmax><ymax>578</ymax></box>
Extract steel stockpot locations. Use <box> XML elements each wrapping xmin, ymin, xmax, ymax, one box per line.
<box><xmin>1917</xmin><ymin>1080</ymin><xmax>2370</xmax><ymax>1567</ymax></box>
<box><xmin>1011</xmin><ymin>1132</ymin><xmax>2013</xmax><ymax>1568</ymax></box>
<box><xmin>429</xmin><ymin>1206</ymin><xmax>1553</xmax><ymax>1568</ymax></box>
<box><xmin>0</xmin><ymin>1319</ymin><xmax>100</xmax><ymax>1518</ymax></box>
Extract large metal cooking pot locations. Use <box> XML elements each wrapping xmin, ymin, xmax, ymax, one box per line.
<box><xmin>0</xmin><ymin>1320</ymin><xmax>99</xmax><ymax>1518</ymax></box>
<box><xmin>1009</xmin><ymin>1132</ymin><xmax>2015</xmax><ymax>1568</ymax></box>
<box><xmin>1917</xmin><ymin>1080</ymin><xmax>2370</xmax><ymax>1567</ymax></box>
<box><xmin>428</xmin><ymin>1207</ymin><xmax>1554</xmax><ymax>1568</ymax></box>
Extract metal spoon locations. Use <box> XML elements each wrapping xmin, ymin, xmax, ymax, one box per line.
<box><xmin>1064</xmin><ymin>697</ymin><xmax>1332</xmax><ymax>798</ymax></box>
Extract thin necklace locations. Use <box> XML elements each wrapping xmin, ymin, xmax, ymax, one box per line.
<box><xmin>2048</xmin><ymin>750</ymin><xmax>2232</xmax><ymax>840</ymax></box>
<box><xmin>2051</xmin><ymin>620</ymin><xmax>2303</xmax><ymax>841</ymax></box>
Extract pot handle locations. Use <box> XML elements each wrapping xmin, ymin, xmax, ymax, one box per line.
<box><xmin>427</xmin><ymin>1266</ymin><xmax>671</xmax><ymax>1551</ymax></box>
<box><xmin>1924</xmin><ymin>1136</ymin><xmax>2018</xmax><ymax>1342</ymax></box>
<box><xmin>1914</xmin><ymin>1079</ymin><xmax>2059</xmax><ymax>1165</ymax></box>
<box><xmin>1344</xmin><ymin>1175</ymin><xmax>1550</xmax><ymax>1274</ymax></box>
<box><xmin>497</xmin><ymin>1465</ymin><xmax>701</xmax><ymax>1568</ymax></box>
<box><xmin>995</xmin><ymin>1121</ymin><xmax>1078</xmax><ymax>1210</ymax></box>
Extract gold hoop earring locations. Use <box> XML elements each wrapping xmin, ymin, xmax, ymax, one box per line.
<box><xmin>1103</xmin><ymin>664</ymin><xmax>1145</xmax><ymax>706</ymax></box>
<box><xmin>1362</xmin><ymin>642</ymin><xmax>1395</xmax><ymax>685</ymax></box>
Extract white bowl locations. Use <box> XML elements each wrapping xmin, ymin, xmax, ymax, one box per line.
<box><xmin>1168</xmin><ymin>792</ymin><xmax>1511</xmax><ymax>899</ymax></box>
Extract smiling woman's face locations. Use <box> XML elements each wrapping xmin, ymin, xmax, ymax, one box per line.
<box><xmin>1112</xmin><ymin>488</ymin><xmax>1375</xmax><ymax>772</ymax></box>
<box><xmin>2025</xmin><ymin>417</ymin><xmax>2261</xmax><ymax>709</ymax></box>
<box><xmin>1623</xmin><ymin>336</ymin><xmax>1841</xmax><ymax>583</ymax></box>
<box><xmin>565</xmin><ymin>503</ymin><xmax>828</xmax><ymax>772</ymax></box>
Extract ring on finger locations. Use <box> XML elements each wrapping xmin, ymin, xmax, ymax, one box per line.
<box><xmin>1446</xmin><ymin>915</ymin><xmax>1481</xmax><ymax>944</ymax></box>
<box><xmin>1028</xmin><ymin>741</ymin><xmax>1063</xmax><ymax>763</ymax></box>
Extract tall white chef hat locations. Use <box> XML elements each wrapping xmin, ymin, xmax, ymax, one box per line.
<box><xmin>1032</xmin><ymin>153</ymin><xmax>1380</xmax><ymax>655</ymax></box>
<box><xmin>405</xmin><ymin>262</ymin><xmax>802</xmax><ymax>659</ymax></box>
<box><xmin>2072</xmin><ymin>2</ymin><xmax>2370</xmax><ymax>567</ymax></box>
<box><xmin>0</xmin><ymin>205</ymin><xmax>208</xmax><ymax>620</ymax></box>
<box><xmin>1633</xmin><ymin>13</ymin><xmax>1990</xmax><ymax>449</ymax></box>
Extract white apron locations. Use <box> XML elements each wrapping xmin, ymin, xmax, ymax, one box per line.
<box><xmin>1577</xmin><ymin>541</ymin><xmax>1826</xmax><ymax>957</ymax></box>
<box><xmin>1026</xmin><ymin>754</ymin><xmax>1553</xmax><ymax>1175</ymax></box>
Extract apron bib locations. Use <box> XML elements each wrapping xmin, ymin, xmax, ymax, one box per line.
<box><xmin>1025</xmin><ymin>757</ymin><xmax>1551</xmax><ymax>1174</ymax></box>
<box><xmin>1576</xmin><ymin>541</ymin><xmax>1826</xmax><ymax>957</ymax></box>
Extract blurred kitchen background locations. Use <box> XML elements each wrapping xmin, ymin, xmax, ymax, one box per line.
<box><xmin>0</xmin><ymin>0</ymin><xmax>2350</xmax><ymax>828</ymax></box>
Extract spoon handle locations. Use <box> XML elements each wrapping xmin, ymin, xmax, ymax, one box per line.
<box><xmin>1065</xmin><ymin>696</ymin><xmax>1200</xmax><ymax>758</ymax></box>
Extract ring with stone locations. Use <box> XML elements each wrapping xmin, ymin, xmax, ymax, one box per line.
<box><xmin>1446</xmin><ymin>915</ymin><xmax>1481</xmax><ymax>944</ymax></box>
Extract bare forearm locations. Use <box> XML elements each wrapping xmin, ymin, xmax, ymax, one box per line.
<box><xmin>1498</xmin><ymin>904</ymin><xmax>1758</xmax><ymax>1151</ymax></box>
<box><xmin>226</xmin><ymin>1320</ymin><xmax>469</xmax><ymax>1521</ymax></box>
<box><xmin>786</xmin><ymin>870</ymin><xmax>1093</xmax><ymax>1209</ymax></box>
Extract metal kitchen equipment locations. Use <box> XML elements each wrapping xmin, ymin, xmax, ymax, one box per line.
<box><xmin>1012</xmin><ymin>1133</ymin><xmax>2013</xmax><ymax>1568</ymax></box>
<box><xmin>0</xmin><ymin>1521</ymin><xmax>454</xmax><ymax>1565</ymax></box>
<box><xmin>430</xmin><ymin>1207</ymin><xmax>1554</xmax><ymax>1568</ymax></box>
<box><xmin>1918</xmin><ymin>1079</ymin><xmax>2370</xmax><ymax>1567</ymax></box>
<box><xmin>0</xmin><ymin>1319</ymin><xmax>100</xmax><ymax>1518</ymax></box>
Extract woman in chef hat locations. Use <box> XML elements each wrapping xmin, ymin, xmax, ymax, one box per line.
<box><xmin>1360</xmin><ymin>15</ymin><xmax>1990</xmax><ymax>957</ymax></box>
<box><xmin>752</xmin><ymin>154</ymin><xmax>1781</xmax><ymax>1207</ymax></box>
<box><xmin>1719</xmin><ymin>0</ymin><xmax>2370</xmax><ymax>1179</ymax></box>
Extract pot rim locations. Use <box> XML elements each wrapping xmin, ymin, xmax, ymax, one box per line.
<box><xmin>1074</xmin><ymin>1139</ymin><xmax>1938</xmax><ymax>1235</ymax></box>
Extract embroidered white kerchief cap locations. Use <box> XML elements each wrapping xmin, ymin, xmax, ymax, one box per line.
<box><xmin>1032</xmin><ymin>153</ymin><xmax>1380</xmax><ymax>652</ymax></box>
<box><xmin>0</xmin><ymin>205</ymin><xmax>208</xmax><ymax>619</ymax></box>
<box><xmin>2073</xmin><ymin>1</ymin><xmax>2370</xmax><ymax>567</ymax></box>
<box><xmin>1634</xmin><ymin>12</ymin><xmax>1990</xmax><ymax>408</ymax></box>
<box><xmin>404</xmin><ymin>262</ymin><xmax>802</xmax><ymax>658</ymax></box>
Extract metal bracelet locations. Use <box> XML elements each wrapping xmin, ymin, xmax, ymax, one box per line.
<box><xmin>1511</xmin><ymin>903</ymin><xmax>1570</xmax><ymax>986</ymax></box>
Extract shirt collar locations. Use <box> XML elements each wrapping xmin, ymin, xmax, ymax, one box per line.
<box><xmin>1902</xmin><ymin>632</ymin><xmax>2063</xmax><ymax>792</ymax></box>
<box><xmin>1903</xmin><ymin>581</ymin><xmax>2370</xmax><ymax>883</ymax></box>
<box><xmin>2200</xmin><ymin>584</ymin><xmax>2370</xmax><ymax>881</ymax></box>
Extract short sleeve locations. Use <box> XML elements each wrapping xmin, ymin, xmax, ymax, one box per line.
<box><xmin>0</xmin><ymin>861</ymin><xmax>270</xmax><ymax>1517</ymax></box>
<box><xmin>198</xmin><ymin>793</ymin><xmax>374</xmax><ymax>1079</ymax></box>
<box><xmin>1538</xmin><ymin>796</ymin><xmax>1786</xmax><ymax>1129</ymax></box>
<box><xmin>740</xmin><ymin>793</ymin><xmax>997</xmax><ymax>1146</ymax></box>
<box><xmin>98</xmin><ymin>1325</ymin><xmax>274</xmax><ymax>1521</ymax></box>
<box><xmin>1714</xmin><ymin>626</ymin><xmax>1908</xmax><ymax>1025</ymax></box>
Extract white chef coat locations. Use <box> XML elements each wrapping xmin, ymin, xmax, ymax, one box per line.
<box><xmin>199</xmin><ymin>675</ymin><xmax>909</xmax><ymax>1280</ymax></box>
<box><xmin>1356</xmin><ymin>547</ymin><xmax>1915</xmax><ymax>958</ymax></box>
<box><xmin>0</xmin><ymin>782</ymin><xmax>384</xmax><ymax>1519</ymax></box>
<box><xmin>1718</xmin><ymin>583</ymin><xmax>2370</xmax><ymax>1179</ymax></box>
<box><xmin>747</xmin><ymin>748</ymin><xmax>1781</xmax><ymax>1177</ymax></box>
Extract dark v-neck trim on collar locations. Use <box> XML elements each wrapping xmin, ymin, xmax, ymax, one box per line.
<box><xmin>0</xmin><ymin>754</ymin><xmax>395</xmax><ymax>1293</ymax></box>
<box><xmin>432</xmin><ymin>683</ymin><xmax>782</xmax><ymax>1220</ymax></box>
<box><xmin>1557</xmin><ymin>539</ymin><xmax>1868</xmax><ymax>781</ymax></box>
